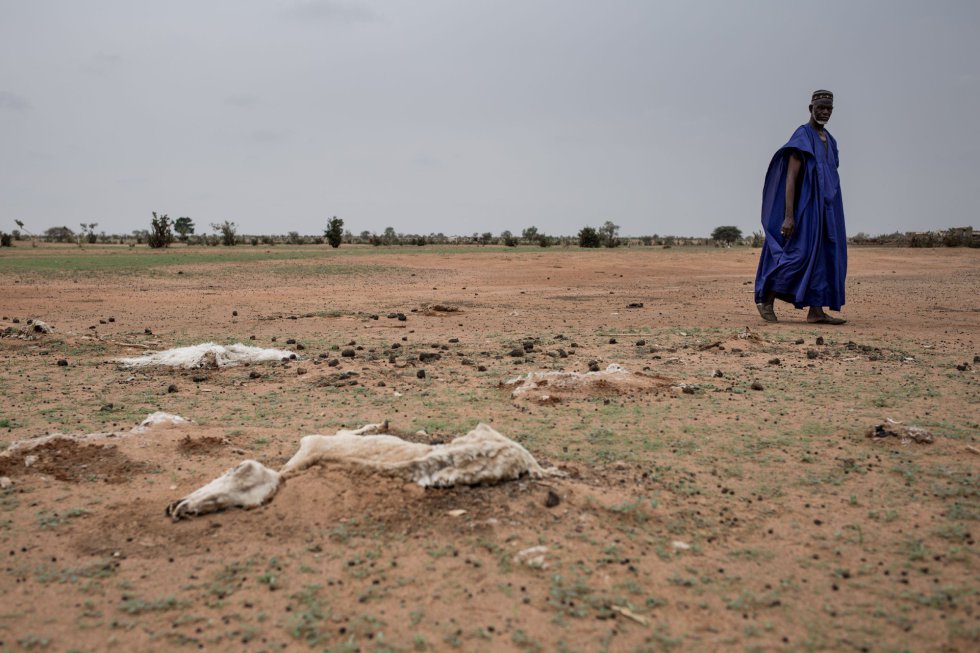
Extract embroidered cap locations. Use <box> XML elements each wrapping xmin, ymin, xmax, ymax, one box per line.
<box><xmin>811</xmin><ymin>89</ymin><xmax>834</xmax><ymax>103</ymax></box>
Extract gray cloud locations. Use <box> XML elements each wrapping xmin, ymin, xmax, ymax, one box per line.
<box><xmin>0</xmin><ymin>91</ymin><xmax>32</xmax><ymax>112</ymax></box>
<box><xmin>225</xmin><ymin>94</ymin><xmax>262</xmax><ymax>109</ymax></box>
<box><xmin>281</xmin><ymin>0</ymin><xmax>379</xmax><ymax>23</ymax></box>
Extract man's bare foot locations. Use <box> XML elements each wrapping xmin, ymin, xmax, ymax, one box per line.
<box><xmin>807</xmin><ymin>308</ymin><xmax>846</xmax><ymax>325</ymax></box>
<box><xmin>756</xmin><ymin>302</ymin><xmax>777</xmax><ymax>322</ymax></box>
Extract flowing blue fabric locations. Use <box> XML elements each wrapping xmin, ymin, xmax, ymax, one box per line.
<box><xmin>754</xmin><ymin>124</ymin><xmax>847</xmax><ymax>311</ymax></box>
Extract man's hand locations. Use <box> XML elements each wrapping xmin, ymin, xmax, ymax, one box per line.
<box><xmin>780</xmin><ymin>216</ymin><xmax>795</xmax><ymax>240</ymax></box>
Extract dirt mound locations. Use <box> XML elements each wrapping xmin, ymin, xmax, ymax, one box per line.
<box><xmin>176</xmin><ymin>435</ymin><xmax>228</xmax><ymax>455</ymax></box>
<box><xmin>0</xmin><ymin>439</ymin><xmax>147</xmax><ymax>483</ymax></box>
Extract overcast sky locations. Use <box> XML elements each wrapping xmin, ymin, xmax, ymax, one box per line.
<box><xmin>2</xmin><ymin>0</ymin><xmax>978</xmax><ymax>238</ymax></box>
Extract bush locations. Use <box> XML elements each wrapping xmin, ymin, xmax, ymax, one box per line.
<box><xmin>578</xmin><ymin>226</ymin><xmax>601</xmax><ymax>248</ymax></box>
<box><xmin>147</xmin><ymin>212</ymin><xmax>174</xmax><ymax>249</ymax></box>
<box><xmin>211</xmin><ymin>221</ymin><xmax>237</xmax><ymax>246</ymax></box>
<box><xmin>0</xmin><ymin>232</ymin><xmax>11</xmax><ymax>247</ymax></box>
<box><xmin>325</xmin><ymin>217</ymin><xmax>344</xmax><ymax>248</ymax></box>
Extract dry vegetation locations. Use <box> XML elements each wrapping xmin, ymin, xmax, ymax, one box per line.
<box><xmin>0</xmin><ymin>243</ymin><xmax>977</xmax><ymax>652</ymax></box>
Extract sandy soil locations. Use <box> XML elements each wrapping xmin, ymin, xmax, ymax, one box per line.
<box><xmin>0</xmin><ymin>244</ymin><xmax>977</xmax><ymax>652</ymax></box>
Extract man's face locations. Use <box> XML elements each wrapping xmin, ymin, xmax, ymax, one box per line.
<box><xmin>810</xmin><ymin>100</ymin><xmax>833</xmax><ymax>125</ymax></box>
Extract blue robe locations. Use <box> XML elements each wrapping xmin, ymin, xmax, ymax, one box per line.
<box><xmin>754</xmin><ymin>123</ymin><xmax>847</xmax><ymax>311</ymax></box>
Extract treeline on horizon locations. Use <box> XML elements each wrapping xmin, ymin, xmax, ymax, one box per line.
<box><xmin>1</xmin><ymin>217</ymin><xmax>977</xmax><ymax>249</ymax></box>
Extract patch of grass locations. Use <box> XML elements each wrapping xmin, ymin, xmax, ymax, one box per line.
<box><xmin>118</xmin><ymin>595</ymin><xmax>187</xmax><ymax>614</ymax></box>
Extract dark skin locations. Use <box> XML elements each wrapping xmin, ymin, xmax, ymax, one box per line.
<box><xmin>760</xmin><ymin>98</ymin><xmax>844</xmax><ymax>323</ymax></box>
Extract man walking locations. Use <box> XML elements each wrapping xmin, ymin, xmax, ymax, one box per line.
<box><xmin>755</xmin><ymin>90</ymin><xmax>847</xmax><ymax>324</ymax></box>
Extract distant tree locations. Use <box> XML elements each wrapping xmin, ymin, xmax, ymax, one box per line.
<box><xmin>358</xmin><ymin>230</ymin><xmax>372</xmax><ymax>243</ymax></box>
<box><xmin>711</xmin><ymin>225</ymin><xmax>743</xmax><ymax>245</ymax></box>
<box><xmin>383</xmin><ymin>226</ymin><xmax>397</xmax><ymax>245</ymax></box>
<box><xmin>500</xmin><ymin>230</ymin><xmax>518</xmax><ymax>247</ymax></box>
<box><xmin>325</xmin><ymin>216</ymin><xmax>344</xmax><ymax>248</ymax></box>
<box><xmin>750</xmin><ymin>231</ymin><xmax>764</xmax><ymax>247</ymax></box>
<box><xmin>578</xmin><ymin>226</ymin><xmax>601</xmax><ymax>248</ymax></box>
<box><xmin>521</xmin><ymin>226</ymin><xmax>539</xmax><ymax>244</ymax></box>
<box><xmin>287</xmin><ymin>231</ymin><xmax>303</xmax><ymax>245</ymax></box>
<box><xmin>174</xmin><ymin>217</ymin><xmax>195</xmax><ymax>241</ymax></box>
<box><xmin>0</xmin><ymin>232</ymin><xmax>11</xmax><ymax>247</ymax></box>
<box><xmin>600</xmin><ymin>220</ymin><xmax>621</xmax><ymax>248</ymax></box>
<box><xmin>537</xmin><ymin>233</ymin><xmax>552</xmax><ymax>247</ymax></box>
<box><xmin>479</xmin><ymin>232</ymin><xmax>494</xmax><ymax>246</ymax></box>
<box><xmin>79</xmin><ymin>222</ymin><xmax>98</xmax><ymax>244</ymax></box>
<box><xmin>211</xmin><ymin>220</ymin><xmax>237</xmax><ymax>246</ymax></box>
<box><xmin>44</xmin><ymin>226</ymin><xmax>76</xmax><ymax>243</ymax></box>
<box><xmin>147</xmin><ymin>212</ymin><xmax>174</xmax><ymax>248</ymax></box>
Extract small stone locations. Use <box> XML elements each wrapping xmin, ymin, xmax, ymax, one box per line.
<box><xmin>417</xmin><ymin>369</ymin><xmax>426</xmax><ymax>379</ymax></box>
<box><xmin>192</xmin><ymin>375</ymin><xmax>208</xmax><ymax>383</ymax></box>
<box><xmin>108</xmin><ymin>317</ymin><xmax>115</xmax><ymax>323</ymax></box>
<box><xmin>768</xmin><ymin>357</ymin><xmax>781</xmax><ymax>365</ymax></box>
<box><xmin>377</xmin><ymin>381</ymin><xmax>386</xmax><ymax>387</ymax></box>
<box><xmin>232</xmin><ymin>310</ymin><xmax>238</xmax><ymax>316</ymax></box>
<box><xmin>397</xmin><ymin>313</ymin><xmax>407</xmax><ymax>321</ymax></box>
<box><xmin>508</xmin><ymin>348</ymin><xmax>524</xmax><ymax>358</ymax></box>
<box><xmin>419</xmin><ymin>352</ymin><xmax>441</xmax><ymax>362</ymax></box>
<box><xmin>249</xmin><ymin>371</ymin><xmax>262</xmax><ymax>379</ymax></box>
<box><xmin>635</xmin><ymin>340</ymin><xmax>646</xmax><ymax>347</ymax></box>
<box><xmin>815</xmin><ymin>336</ymin><xmax>825</xmax><ymax>346</ymax></box>
<box><xmin>545</xmin><ymin>489</ymin><xmax>561</xmax><ymax>508</ymax></box>
<box><xmin>974</xmin><ymin>354</ymin><xmax>980</xmax><ymax>363</ymax></box>
<box><xmin>296</xmin><ymin>343</ymin><xmax>306</xmax><ymax>351</ymax></box>
<box><xmin>286</xmin><ymin>338</ymin><xmax>296</xmax><ymax>344</ymax></box>
<box><xmin>327</xmin><ymin>359</ymin><xmax>340</xmax><ymax>367</ymax></box>
<box><xmin>249</xmin><ymin>335</ymin><xmax>256</xmax><ymax>340</ymax></box>
<box><xmin>712</xmin><ymin>369</ymin><xmax>724</xmax><ymax>378</ymax></box>
<box><xmin>522</xmin><ymin>341</ymin><xmax>534</xmax><ymax>352</ymax></box>
<box><xmin>956</xmin><ymin>363</ymin><xmax>970</xmax><ymax>372</ymax></box>
<box><xmin>794</xmin><ymin>338</ymin><xmax>805</xmax><ymax>345</ymax></box>
<box><xmin>167</xmin><ymin>384</ymin><xmax>178</xmax><ymax>393</ymax></box>
<box><xmin>608</xmin><ymin>338</ymin><xmax>617</xmax><ymax>344</ymax></box>
<box><xmin>271</xmin><ymin>337</ymin><xmax>277</xmax><ymax>342</ymax></box>
<box><xmin>100</xmin><ymin>403</ymin><xmax>114</xmax><ymax>411</ymax></box>
<box><xmin>478</xmin><ymin>365</ymin><xmax>488</xmax><ymax>372</ymax></box>
<box><xmin>144</xmin><ymin>328</ymin><xmax>152</xmax><ymax>335</ymax></box>
<box><xmin>750</xmin><ymin>381</ymin><xmax>764</xmax><ymax>391</ymax></box>
<box><xmin>558</xmin><ymin>349</ymin><xmax>568</xmax><ymax>358</ymax></box>
<box><xmin>341</xmin><ymin>349</ymin><xmax>356</xmax><ymax>358</ymax></box>
<box><xmin>448</xmin><ymin>338</ymin><xmax>459</xmax><ymax>344</ymax></box>
<box><xmin>296</xmin><ymin>367</ymin><xmax>307</xmax><ymax>375</ymax></box>
<box><xmin>807</xmin><ymin>349</ymin><xmax>819</xmax><ymax>359</ymax></box>
<box><xmin>588</xmin><ymin>360</ymin><xmax>600</xmax><ymax>372</ymax></box>
<box><xmin>56</xmin><ymin>359</ymin><xmax>68</xmax><ymax>367</ymax></box>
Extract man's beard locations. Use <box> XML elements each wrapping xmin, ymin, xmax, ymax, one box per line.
<box><xmin>812</xmin><ymin>110</ymin><xmax>829</xmax><ymax>126</ymax></box>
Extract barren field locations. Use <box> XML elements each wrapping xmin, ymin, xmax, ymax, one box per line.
<box><xmin>0</xmin><ymin>244</ymin><xmax>977</xmax><ymax>653</ymax></box>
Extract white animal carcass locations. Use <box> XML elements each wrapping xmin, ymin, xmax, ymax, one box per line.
<box><xmin>166</xmin><ymin>423</ymin><xmax>556</xmax><ymax>521</ymax></box>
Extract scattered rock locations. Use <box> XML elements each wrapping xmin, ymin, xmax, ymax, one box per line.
<box><xmin>144</xmin><ymin>328</ymin><xmax>153</xmax><ymax>335</ymax></box>
<box><xmin>626</xmin><ymin>302</ymin><xmax>644</xmax><ymax>308</ymax></box>
<box><xmin>768</xmin><ymin>357</ymin><xmax>781</xmax><ymax>365</ymax></box>
<box><xmin>167</xmin><ymin>384</ymin><xmax>178</xmax><ymax>393</ymax></box>
<box><xmin>341</xmin><ymin>349</ymin><xmax>356</xmax><ymax>358</ymax></box>
<box><xmin>956</xmin><ymin>363</ymin><xmax>970</xmax><ymax>372</ymax></box>
<box><xmin>588</xmin><ymin>360</ymin><xmax>601</xmax><ymax>372</ymax></box>
<box><xmin>545</xmin><ymin>489</ymin><xmax>561</xmax><ymax>508</ymax></box>
<box><xmin>249</xmin><ymin>371</ymin><xmax>262</xmax><ymax>379</ymax></box>
<box><xmin>815</xmin><ymin>336</ymin><xmax>825</xmax><ymax>346</ymax></box>
<box><xmin>232</xmin><ymin>310</ymin><xmax>238</xmax><ymax>316</ymax></box>
<box><xmin>635</xmin><ymin>339</ymin><xmax>646</xmax><ymax>346</ymax></box>
<box><xmin>100</xmin><ymin>403</ymin><xmax>114</xmax><ymax>411</ymax></box>
<box><xmin>478</xmin><ymin>365</ymin><xmax>488</xmax><ymax>372</ymax></box>
<box><xmin>508</xmin><ymin>348</ymin><xmax>524</xmax><ymax>358</ymax></box>
<box><xmin>807</xmin><ymin>349</ymin><xmax>819</xmax><ymax>360</ymax></box>
<box><xmin>522</xmin><ymin>341</ymin><xmax>534</xmax><ymax>352</ymax></box>
<box><xmin>56</xmin><ymin>359</ymin><xmax>68</xmax><ymax>367</ymax></box>
<box><xmin>448</xmin><ymin>338</ymin><xmax>460</xmax><ymax>344</ymax></box>
<box><xmin>750</xmin><ymin>381</ymin><xmax>764</xmax><ymax>391</ymax></box>
<box><xmin>192</xmin><ymin>375</ymin><xmax>208</xmax><ymax>383</ymax></box>
<box><xmin>608</xmin><ymin>338</ymin><xmax>617</xmax><ymax>344</ymax></box>
<box><xmin>712</xmin><ymin>369</ymin><xmax>724</xmax><ymax>378</ymax></box>
<box><xmin>297</xmin><ymin>367</ymin><xmax>307</xmax><ymax>375</ymax></box>
<box><xmin>795</xmin><ymin>338</ymin><xmax>805</xmax><ymax>345</ymax></box>
<box><xmin>419</xmin><ymin>352</ymin><xmax>441</xmax><ymax>362</ymax></box>
<box><xmin>416</xmin><ymin>369</ymin><xmax>426</xmax><ymax>379</ymax></box>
